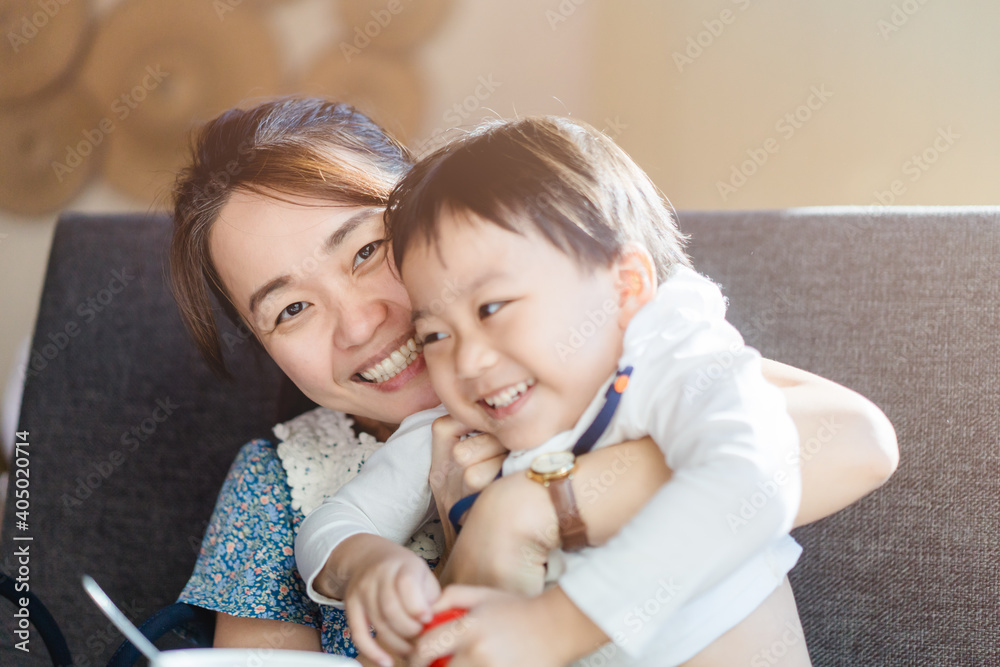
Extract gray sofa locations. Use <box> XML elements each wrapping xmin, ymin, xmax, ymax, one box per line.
<box><xmin>2</xmin><ymin>207</ymin><xmax>998</xmax><ymax>666</ymax></box>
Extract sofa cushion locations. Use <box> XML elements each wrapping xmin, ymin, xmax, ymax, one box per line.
<box><xmin>1</xmin><ymin>213</ymin><xmax>287</xmax><ymax>666</ymax></box>
<box><xmin>682</xmin><ymin>206</ymin><xmax>1000</xmax><ymax>665</ymax></box>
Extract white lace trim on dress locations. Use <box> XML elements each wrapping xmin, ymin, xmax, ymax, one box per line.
<box><xmin>274</xmin><ymin>407</ymin><xmax>443</xmax><ymax>559</ymax></box>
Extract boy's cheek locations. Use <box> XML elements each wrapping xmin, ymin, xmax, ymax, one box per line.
<box><xmin>426</xmin><ymin>358</ymin><xmax>461</xmax><ymax>407</ymax></box>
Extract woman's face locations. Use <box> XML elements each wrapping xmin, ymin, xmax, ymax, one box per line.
<box><xmin>210</xmin><ymin>190</ymin><xmax>439</xmax><ymax>428</ymax></box>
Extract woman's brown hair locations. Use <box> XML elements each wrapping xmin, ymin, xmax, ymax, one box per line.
<box><xmin>171</xmin><ymin>98</ymin><xmax>413</xmax><ymax>377</ymax></box>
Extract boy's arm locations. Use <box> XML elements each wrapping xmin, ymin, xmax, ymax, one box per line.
<box><xmin>553</xmin><ymin>277</ymin><xmax>800</xmax><ymax>658</ymax></box>
<box><xmin>295</xmin><ymin>407</ymin><xmax>445</xmax><ymax>606</ymax></box>
<box><xmin>431</xmin><ymin>368</ymin><xmax>894</xmax><ymax>665</ymax></box>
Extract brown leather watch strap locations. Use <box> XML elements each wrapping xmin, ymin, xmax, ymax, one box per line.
<box><xmin>547</xmin><ymin>475</ymin><xmax>589</xmax><ymax>552</ymax></box>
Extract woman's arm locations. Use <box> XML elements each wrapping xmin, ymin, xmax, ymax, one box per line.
<box><xmin>433</xmin><ymin>360</ymin><xmax>898</xmax><ymax>588</ymax></box>
<box><xmin>415</xmin><ymin>361</ymin><xmax>899</xmax><ymax>666</ymax></box>
<box><xmin>214</xmin><ymin>614</ymin><xmax>386</xmax><ymax>666</ymax></box>
<box><xmin>214</xmin><ymin>613</ymin><xmax>322</xmax><ymax>651</ymax></box>
<box><xmin>180</xmin><ymin>441</ymin><xmax>349</xmax><ymax>654</ymax></box>
<box><xmin>437</xmin><ymin>438</ymin><xmax>666</xmax><ymax>592</ymax></box>
<box><xmin>761</xmin><ymin>358</ymin><xmax>899</xmax><ymax>525</ymax></box>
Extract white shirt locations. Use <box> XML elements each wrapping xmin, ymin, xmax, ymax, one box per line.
<box><xmin>296</xmin><ymin>266</ymin><xmax>801</xmax><ymax>664</ymax></box>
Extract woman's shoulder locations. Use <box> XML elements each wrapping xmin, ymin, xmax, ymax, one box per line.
<box><xmin>208</xmin><ymin>437</ymin><xmax>297</xmax><ymax>529</ymax></box>
<box><xmin>181</xmin><ymin>436</ymin><xmax>307</xmax><ymax>618</ymax></box>
<box><xmin>218</xmin><ymin>438</ymin><xmax>287</xmax><ymax>496</ymax></box>
<box><xmin>229</xmin><ymin>437</ymin><xmax>281</xmax><ymax>467</ymax></box>
<box><xmin>273</xmin><ymin>407</ymin><xmax>385</xmax><ymax>516</ymax></box>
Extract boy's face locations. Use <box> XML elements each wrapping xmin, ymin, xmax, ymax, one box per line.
<box><xmin>401</xmin><ymin>208</ymin><xmax>625</xmax><ymax>451</ymax></box>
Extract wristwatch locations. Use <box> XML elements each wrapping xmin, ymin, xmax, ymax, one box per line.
<box><xmin>526</xmin><ymin>451</ymin><xmax>589</xmax><ymax>552</ymax></box>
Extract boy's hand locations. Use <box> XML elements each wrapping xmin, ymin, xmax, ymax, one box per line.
<box><xmin>344</xmin><ymin>543</ymin><xmax>442</xmax><ymax>667</ymax></box>
<box><xmin>428</xmin><ymin>416</ymin><xmax>507</xmax><ymax>556</ymax></box>
<box><xmin>408</xmin><ymin>585</ymin><xmax>609</xmax><ymax>667</ymax></box>
<box><xmin>438</xmin><ymin>472</ymin><xmax>554</xmax><ymax>594</ymax></box>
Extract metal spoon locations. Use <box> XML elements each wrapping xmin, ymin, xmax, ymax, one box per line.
<box><xmin>82</xmin><ymin>575</ymin><xmax>161</xmax><ymax>663</ymax></box>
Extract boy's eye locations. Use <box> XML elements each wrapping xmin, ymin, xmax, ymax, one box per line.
<box><xmin>419</xmin><ymin>331</ymin><xmax>448</xmax><ymax>345</ymax></box>
<box><xmin>479</xmin><ymin>302</ymin><xmax>506</xmax><ymax>319</ymax></box>
<box><xmin>353</xmin><ymin>240</ymin><xmax>384</xmax><ymax>271</ymax></box>
<box><xmin>276</xmin><ymin>301</ymin><xmax>309</xmax><ymax>325</ymax></box>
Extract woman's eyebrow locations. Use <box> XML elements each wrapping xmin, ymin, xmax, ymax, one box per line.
<box><xmin>248</xmin><ymin>276</ymin><xmax>291</xmax><ymax>319</ymax></box>
<box><xmin>247</xmin><ymin>208</ymin><xmax>383</xmax><ymax>317</ymax></box>
<box><xmin>323</xmin><ymin>207</ymin><xmax>382</xmax><ymax>253</ymax></box>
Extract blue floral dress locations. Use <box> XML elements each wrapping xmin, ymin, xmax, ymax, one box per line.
<box><xmin>179</xmin><ymin>409</ymin><xmax>443</xmax><ymax>656</ymax></box>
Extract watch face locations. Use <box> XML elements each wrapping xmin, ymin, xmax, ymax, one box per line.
<box><xmin>531</xmin><ymin>451</ymin><xmax>575</xmax><ymax>475</ymax></box>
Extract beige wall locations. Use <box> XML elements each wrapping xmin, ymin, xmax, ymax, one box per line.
<box><xmin>2</xmin><ymin>0</ymin><xmax>997</xmax><ymax>414</ymax></box>
<box><xmin>592</xmin><ymin>0</ymin><xmax>999</xmax><ymax>209</ymax></box>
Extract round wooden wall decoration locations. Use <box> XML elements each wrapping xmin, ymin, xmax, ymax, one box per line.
<box><xmin>81</xmin><ymin>0</ymin><xmax>282</xmax><ymax>142</ymax></box>
<box><xmin>0</xmin><ymin>0</ymin><xmax>93</xmax><ymax>104</ymax></box>
<box><xmin>0</xmin><ymin>87</ymin><xmax>102</xmax><ymax>215</ymax></box>
<box><xmin>337</xmin><ymin>0</ymin><xmax>454</xmax><ymax>53</ymax></box>
<box><xmin>101</xmin><ymin>123</ymin><xmax>189</xmax><ymax>206</ymax></box>
<box><xmin>302</xmin><ymin>49</ymin><xmax>424</xmax><ymax>143</ymax></box>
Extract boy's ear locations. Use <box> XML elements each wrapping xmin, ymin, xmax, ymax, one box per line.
<box><xmin>614</xmin><ymin>243</ymin><xmax>656</xmax><ymax>330</ymax></box>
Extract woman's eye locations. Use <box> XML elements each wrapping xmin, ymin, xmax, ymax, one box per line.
<box><xmin>276</xmin><ymin>301</ymin><xmax>309</xmax><ymax>325</ymax></box>
<box><xmin>352</xmin><ymin>240</ymin><xmax>384</xmax><ymax>270</ymax></box>
<box><xmin>479</xmin><ymin>302</ymin><xmax>506</xmax><ymax>319</ymax></box>
<box><xmin>419</xmin><ymin>331</ymin><xmax>448</xmax><ymax>345</ymax></box>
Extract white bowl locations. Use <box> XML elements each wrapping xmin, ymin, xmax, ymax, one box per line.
<box><xmin>153</xmin><ymin>648</ymin><xmax>360</xmax><ymax>666</ymax></box>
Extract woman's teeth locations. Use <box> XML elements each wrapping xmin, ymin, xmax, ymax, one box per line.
<box><xmin>484</xmin><ymin>379</ymin><xmax>536</xmax><ymax>408</ymax></box>
<box><xmin>360</xmin><ymin>338</ymin><xmax>422</xmax><ymax>383</ymax></box>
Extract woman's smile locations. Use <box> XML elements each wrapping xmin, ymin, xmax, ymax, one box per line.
<box><xmin>210</xmin><ymin>191</ymin><xmax>440</xmax><ymax>425</ymax></box>
<box><xmin>354</xmin><ymin>334</ymin><xmax>428</xmax><ymax>393</ymax></box>
<box><xmin>356</xmin><ymin>334</ymin><xmax>423</xmax><ymax>383</ymax></box>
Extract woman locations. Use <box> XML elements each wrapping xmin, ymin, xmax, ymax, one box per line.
<box><xmin>170</xmin><ymin>98</ymin><xmax>898</xmax><ymax>663</ymax></box>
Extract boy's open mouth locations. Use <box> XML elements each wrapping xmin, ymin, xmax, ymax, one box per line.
<box><xmin>479</xmin><ymin>378</ymin><xmax>536</xmax><ymax>418</ymax></box>
<box><xmin>355</xmin><ymin>336</ymin><xmax>422</xmax><ymax>383</ymax></box>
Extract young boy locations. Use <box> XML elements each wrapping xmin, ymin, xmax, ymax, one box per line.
<box><xmin>296</xmin><ymin>116</ymin><xmax>808</xmax><ymax>666</ymax></box>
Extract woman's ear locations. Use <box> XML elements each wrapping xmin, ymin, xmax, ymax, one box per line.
<box><xmin>614</xmin><ymin>243</ymin><xmax>657</xmax><ymax>330</ymax></box>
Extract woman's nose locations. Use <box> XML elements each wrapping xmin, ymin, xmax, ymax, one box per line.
<box><xmin>454</xmin><ymin>332</ymin><xmax>499</xmax><ymax>379</ymax></box>
<box><xmin>332</xmin><ymin>297</ymin><xmax>387</xmax><ymax>350</ymax></box>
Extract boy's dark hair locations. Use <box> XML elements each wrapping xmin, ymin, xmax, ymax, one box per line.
<box><xmin>386</xmin><ymin>116</ymin><xmax>690</xmax><ymax>282</ymax></box>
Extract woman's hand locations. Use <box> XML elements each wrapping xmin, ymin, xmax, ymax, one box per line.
<box><xmin>408</xmin><ymin>585</ymin><xmax>609</xmax><ymax>667</ymax></box>
<box><xmin>427</xmin><ymin>415</ymin><xmax>508</xmax><ymax>558</ymax></box>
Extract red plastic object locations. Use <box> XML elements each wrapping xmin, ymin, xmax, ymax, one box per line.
<box><xmin>421</xmin><ymin>608</ymin><xmax>468</xmax><ymax>667</ymax></box>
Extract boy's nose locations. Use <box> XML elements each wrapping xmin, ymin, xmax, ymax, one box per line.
<box><xmin>454</xmin><ymin>333</ymin><xmax>498</xmax><ymax>379</ymax></box>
